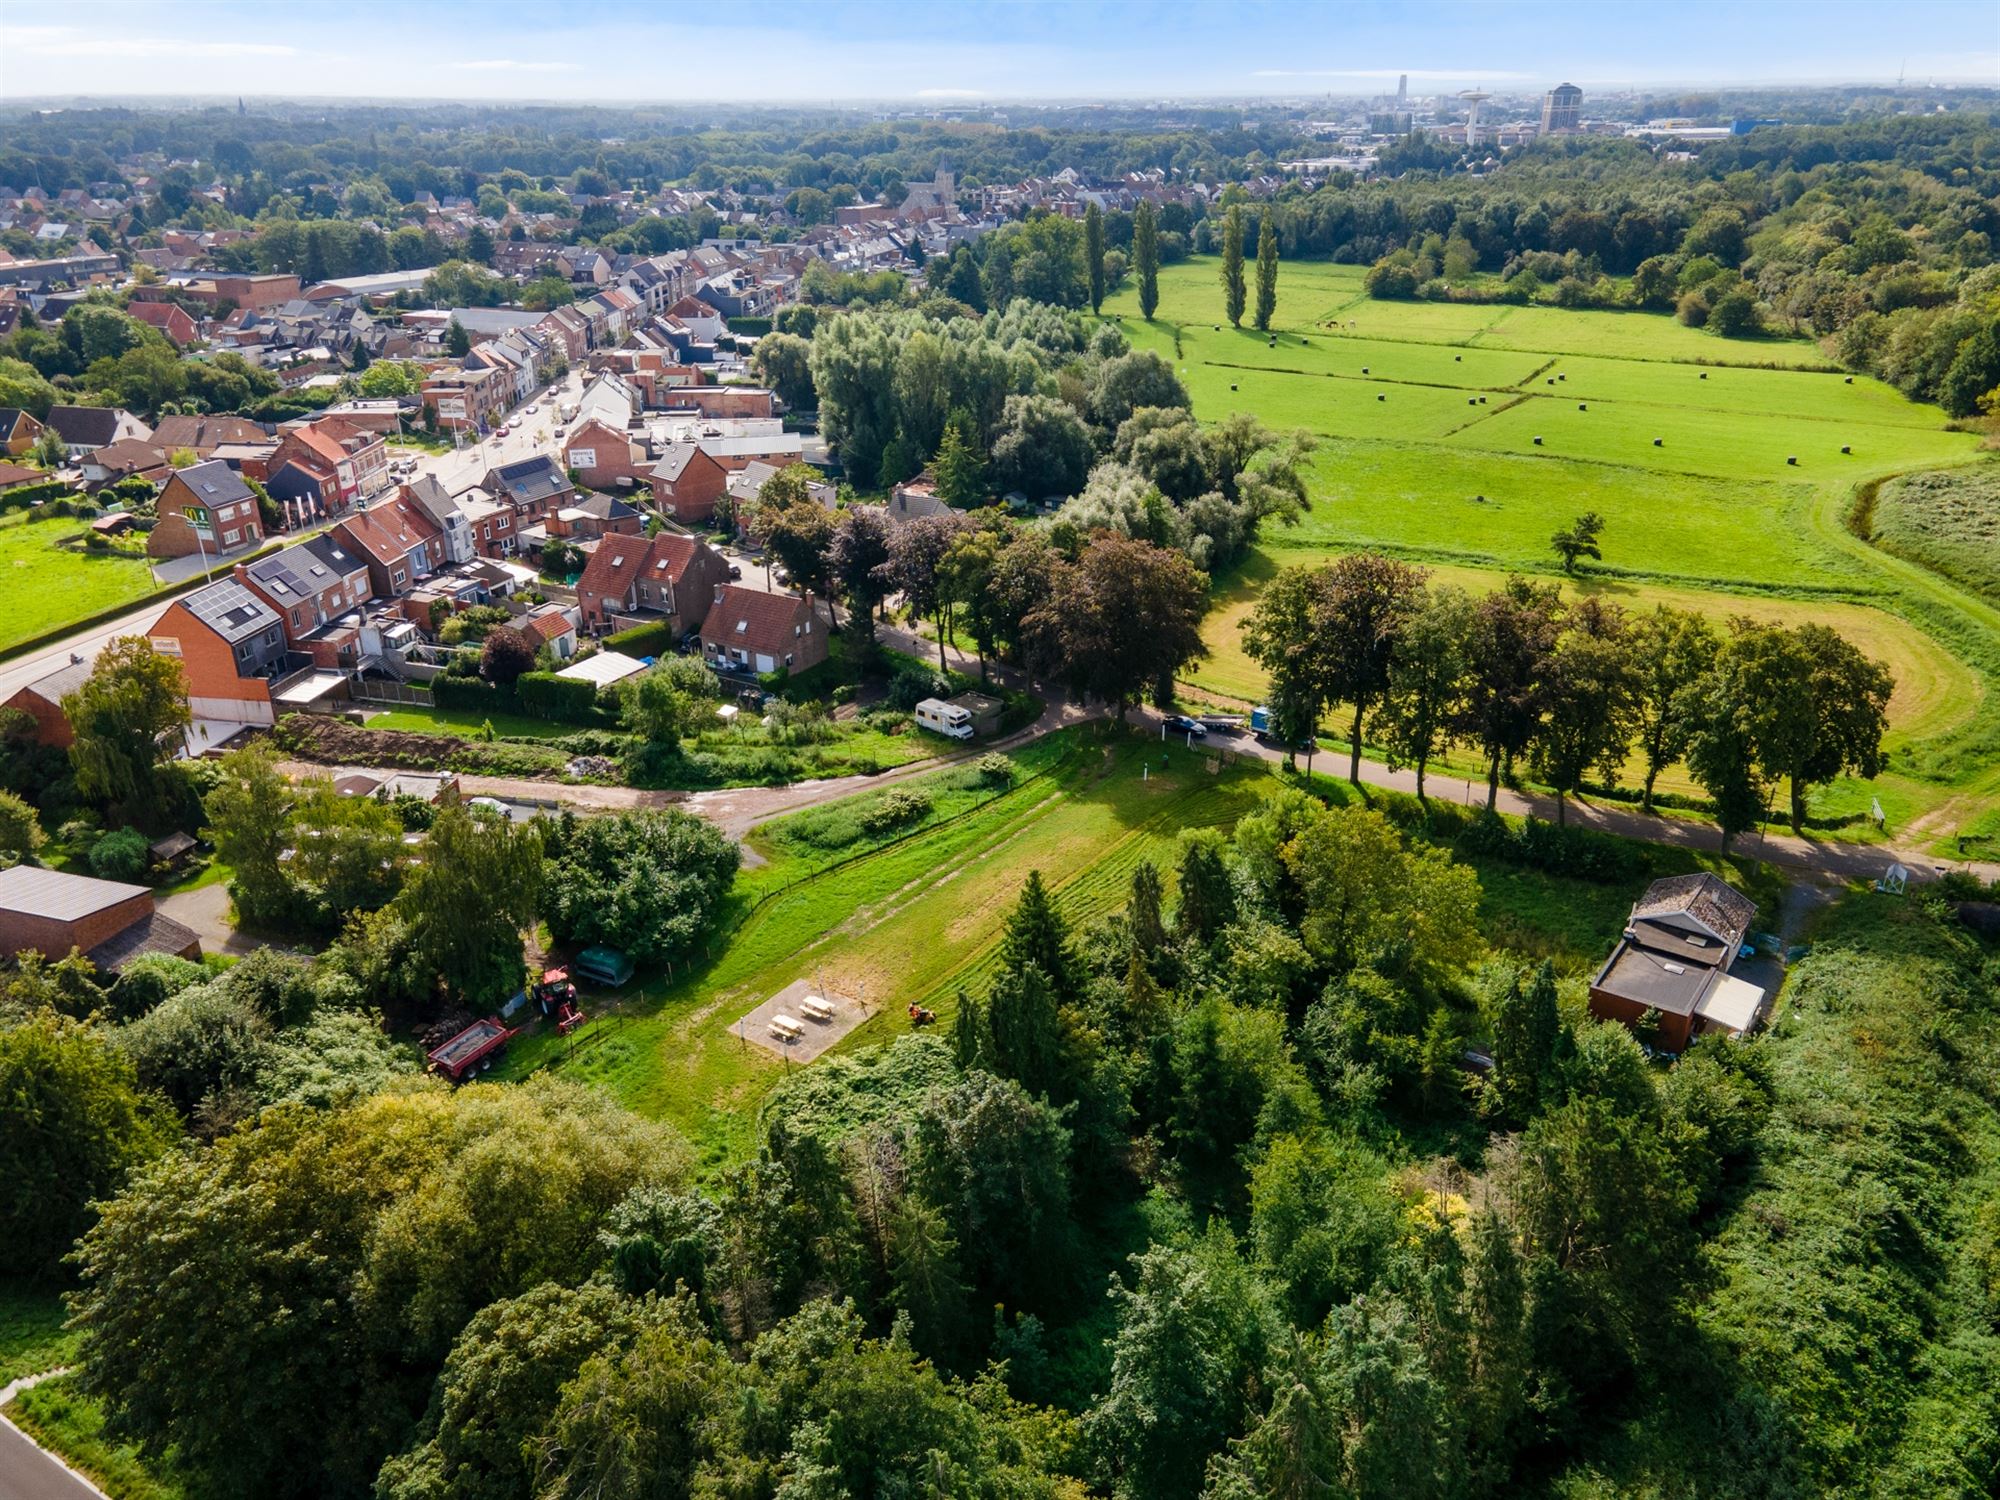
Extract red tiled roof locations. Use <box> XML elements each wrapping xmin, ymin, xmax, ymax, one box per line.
<box><xmin>702</xmin><ymin>584</ymin><xmax>812</xmax><ymax>657</ymax></box>
<box><xmin>524</xmin><ymin>611</ymin><xmax>574</xmax><ymax>644</ymax></box>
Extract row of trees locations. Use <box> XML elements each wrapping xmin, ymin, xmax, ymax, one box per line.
<box><xmin>1216</xmin><ymin>201</ymin><xmax>1281</xmax><ymax>330</ymax></box>
<box><xmin>1246</xmin><ymin>556</ymin><xmax>1892</xmax><ymax>843</ymax></box>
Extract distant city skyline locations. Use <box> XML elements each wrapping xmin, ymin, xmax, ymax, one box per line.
<box><xmin>1</xmin><ymin>0</ymin><xmax>1995</xmax><ymax>102</ymax></box>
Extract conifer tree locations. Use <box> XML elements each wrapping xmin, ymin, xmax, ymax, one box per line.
<box><xmin>1084</xmin><ymin>200</ymin><xmax>1106</xmax><ymax>315</ymax></box>
<box><xmin>1490</xmin><ymin>961</ymin><xmax>1566</xmax><ymax>1125</ymax></box>
<box><xmin>1254</xmin><ymin>211</ymin><xmax>1279</xmax><ymax>330</ymax></box>
<box><xmin>1220</xmin><ymin>203</ymin><xmax>1246</xmax><ymax>326</ymax></box>
<box><xmin>932</xmin><ymin>408</ymin><xmax>986</xmax><ymax>509</ymax></box>
<box><xmin>1134</xmin><ymin>200</ymin><xmax>1160</xmax><ymax>321</ymax></box>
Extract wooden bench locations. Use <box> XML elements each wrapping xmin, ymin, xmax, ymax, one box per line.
<box><xmin>800</xmin><ymin>996</ymin><xmax>835</xmax><ymax>1023</ymax></box>
<box><xmin>768</xmin><ymin>1015</ymin><xmax>804</xmax><ymax>1043</ymax></box>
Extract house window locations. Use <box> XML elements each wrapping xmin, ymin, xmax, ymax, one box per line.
<box><xmin>222</xmin><ymin>528</ymin><xmax>240</xmax><ymax>546</ymax></box>
<box><xmin>392</xmin><ymin>569</ymin><xmax>407</xmax><ymax>589</ymax></box>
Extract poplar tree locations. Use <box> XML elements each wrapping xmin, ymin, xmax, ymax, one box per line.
<box><xmin>1134</xmin><ymin>200</ymin><xmax>1160</xmax><ymax>321</ymax></box>
<box><xmin>1220</xmin><ymin>203</ymin><xmax>1246</xmax><ymax>326</ymax></box>
<box><xmin>1254</xmin><ymin>211</ymin><xmax>1279</xmax><ymax>330</ymax></box>
<box><xmin>1084</xmin><ymin>200</ymin><xmax>1106</xmax><ymax>314</ymax></box>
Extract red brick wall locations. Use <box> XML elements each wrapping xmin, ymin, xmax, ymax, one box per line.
<box><xmin>1</xmin><ymin>686</ymin><xmax>72</xmax><ymax>748</ymax></box>
<box><xmin>1587</xmin><ymin>988</ymin><xmax>1695</xmax><ymax>1053</ymax></box>
<box><xmin>0</xmin><ymin>889</ymin><xmax>154</xmax><ymax>962</ymax></box>
<box><xmin>148</xmin><ymin>601</ymin><xmax>274</xmax><ymax>716</ymax></box>
<box><xmin>657</xmin><ymin>452</ymin><xmax>727</xmax><ymax>523</ymax></box>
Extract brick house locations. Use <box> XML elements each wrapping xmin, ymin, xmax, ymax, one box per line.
<box><xmin>265</xmin><ymin>418</ymin><xmax>388</xmax><ymax>513</ymax></box>
<box><xmin>2</xmin><ymin>651</ymin><xmax>95</xmax><ymax>747</ymax></box>
<box><xmin>422</xmin><ymin>365</ymin><xmax>510</xmax><ymax>432</ymax></box>
<box><xmin>483</xmin><ymin>455</ymin><xmax>575</xmax><ymax>526</ymax></box>
<box><xmin>150</xmin><ymin>414</ymin><xmax>269</xmax><ymax>457</ymax></box>
<box><xmin>649</xmin><ymin>445</ymin><xmax>729</xmax><ymax>524</ymax></box>
<box><xmin>148</xmin><ymin>459</ymin><xmax>265</xmax><ymax>559</ymax></box>
<box><xmin>699</xmin><ymin>585</ymin><xmax>828</xmax><ymax>676</ymax></box>
<box><xmin>235</xmin><ymin>534</ymin><xmax>375</xmax><ymax>665</ymax></box>
<box><xmin>547</xmin><ymin>492</ymin><xmax>643</xmax><ymax>544</ymax></box>
<box><xmin>1587</xmin><ymin>874</ymin><xmax>1770</xmax><ymax>1053</ymax></box>
<box><xmin>148</xmin><ymin>578</ymin><xmax>300</xmax><ymax>725</ymax></box>
<box><xmin>128</xmin><ymin>299</ymin><xmax>200</xmax><ymax>346</ymax></box>
<box><xmin>575</xmin><ymin>531</ymin><xmax>729</xmax><ymax>637</ymax></box>
<box><xmin>333</xmin><ymin>494</ymin><xmax>443</xmax><ymax>598</ymax></box>
<box><xmin>562</xmin><ymin>418</ymin><xmax>648</xmax><ymax>489</ymax></box>
<box><xmin>659</xmin><ymin>385</ymin><xmax>776</xmax><ymax>420</ymax></box>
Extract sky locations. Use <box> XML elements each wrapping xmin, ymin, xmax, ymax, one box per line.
<box><xmin>1</xmin><ymin>0</ymin><xmax>1996</xmax><ymax>102</ymax></box>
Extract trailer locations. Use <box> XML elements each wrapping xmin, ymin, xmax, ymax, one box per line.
<box><xmin>1249</xmin><ymin>704</ymin><xmax>1273</xmax><ymax>735</ymax></box>
<box><xmin>1198</xmin><ymin>714</ymin><xmax>1246</xmax><ymax>734</ymax></box>
<box><xmin>914</xmin><ymin>698</ymin><xmax>976</xmax><ymax>741</ymax></box>
<box><xmin>427</xmin><ymin>1017</ymin><xmax>517</xmax><ymax>1082</ymax></box>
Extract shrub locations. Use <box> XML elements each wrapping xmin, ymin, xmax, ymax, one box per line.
<box><xmin>480</xmin><ymin>628</ymin><xmax>537</xmax><ymax>687</ymax></box>
<box><xmin>516</xmin><ymin>671</ymin><xmax>602</xmax><ymax>725</ymax></box>
<box><xmin>604</xmin><ymin>620</ymin><xmax>674</xmax><ymax>658</ymax></box>
<box><xmin>859</xmin><ymin>786</ymin><xmax>932</xmax><ymax>836</ymax></box>
<box><xmin>888</xmin><ymin>662</ymin><xmax>951</xmax><ymax>711</ymax></box>
<box><xmin>88</xmin><ymin>827</ymin><xmax>150</xmax><ymax>882</ymax></box>
<box><xmin>432</xmin><ymin>675</ymin><xmax>514</xmax><ymax>714</ymax></box>
<box><xmin>975</xmin><ymin>753</ymin><xmax>1014</xmax><ymax>787</ymax></box>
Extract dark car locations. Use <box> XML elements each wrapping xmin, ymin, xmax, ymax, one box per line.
<box><xmin>1163</xmin><ymin>715</ymin><xmax>1208</xmax><ymax>737</ymax></box>
<box><xmin>726</xmin><ymin>562</ymin><xmax>743</xmax><ymax>580</ymax></box>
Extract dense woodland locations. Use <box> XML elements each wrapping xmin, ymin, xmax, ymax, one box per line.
<box><xmin>7</xmin><ymin>794</ymin><xmax>1998</xmax><ymax>1499</ymax></box>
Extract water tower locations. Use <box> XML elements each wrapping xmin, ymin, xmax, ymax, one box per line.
<box><xmin>1458</xmin><ymin>88</ymin><xmax>1491</xmax><ymax>147</ymax></box>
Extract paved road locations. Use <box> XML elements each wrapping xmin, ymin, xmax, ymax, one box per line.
<box><xmin>0</xmin><ymin>1375</ymin><xmax>108</xmax><ymax>1500</ymax></box>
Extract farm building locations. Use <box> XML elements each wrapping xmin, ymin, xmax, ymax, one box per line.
<box><xmin>0</xmin><ymin>866</ymin><xmax>201</xmax><ymax>973</ymax></box>
<box><xmin>1586</xmin><ymin>873</ymin><xmax>1768</xmax><ymax>1052</ymax></box>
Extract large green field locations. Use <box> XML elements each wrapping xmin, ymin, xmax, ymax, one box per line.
<box><xmin>0</xmin><ymin>515</ymin><xmax>157</xmax><ymax>650</ymax></box>
<box><xmin>1103</xmin><ymin>257</ymin><xmax>2000</xmax><ymax>851</ymax></box>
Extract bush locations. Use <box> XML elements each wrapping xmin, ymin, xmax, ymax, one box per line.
<box><xmin>888</xmin><ymin>662</ymin><xmax>951</xmax><ymax>711</ymax></box>
<box><xmin>516</xmin><ymin>671</ymin><xmax>603</xmax><ymax>725</ymax></box>
<box><xmin>1452</xmin><ymin>809</ymin><xmax>1647</xmax><ymax>884</ymax></box>
<box><xmin>974</xmin><ymin>753</ymin><xmax>1014</xmax><ymax>787</ymax></box>
<box><xmin>88</xmin><ymin>827</ymin><xmax>150</xmax><ymax>882</ymax></box>
<box><xmin>858</xmin><ymin>786</ymin><xmax>932</xmax><ymax>836</ymax></box>
<box><xmin>604</xmin><ymin>620</ymin><xmax>675</xmax><ymax>658</ymax></box>
<box><xmin>431</xmin><ymin>675</ymin><xmax>514</xmax><ymax>714</ymax></box>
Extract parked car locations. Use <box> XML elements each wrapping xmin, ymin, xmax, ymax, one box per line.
<box><xmin>526</xmin><ymin>403</ymin><xmax>540</xmax><ymax>414</ymax></box>
<box><xmin>726</xmin><ymin>562</ymin><xmax>742</xmax><ymax>580</ymax></box>
<box><xmin>1163</xmin><ymin>715</ymin><xmax>1208</xmax><ymax>737</ymax></box>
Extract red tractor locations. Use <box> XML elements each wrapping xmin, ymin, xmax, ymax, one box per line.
<box><xmin>532</xmin><ymin>967</ymin><xmax>586</xmax><ymax>1035</ymax></box>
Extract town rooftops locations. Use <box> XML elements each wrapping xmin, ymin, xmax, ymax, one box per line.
<box><xmin>180</xmin><ymin>578</ymin><xmax>280</xmax><ymax>643</ymax></box>
<box><xmin>151</xmin><ymin>414</ymin><xmax>268</xmax><ymax>451</ymax></box>
<box><xmin>244</xmin><ymin>534</ymin><xmax>366</xmax><ymax>602</ymax></box>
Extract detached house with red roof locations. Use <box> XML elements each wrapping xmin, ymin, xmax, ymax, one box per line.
<box><xmin>700</xmin><ymin>585</ymin><xmax>828</xmax><ymax>676</ymax></box>
<box><xmin>575</xmin><ymin>531</ymin><xmax>729</xmax><ymax>638</ymax></box>
<box><xmin>128</xmin><ymin>299</ymin><xmax>200</xmax><ymax>347</ymax></box>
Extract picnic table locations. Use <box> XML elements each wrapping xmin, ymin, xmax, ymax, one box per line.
<box><xmin>800</xmin><ymin>996</ymin><xmax>835</xmax><ymax>1023</ymax></box>
<box><xmin>769</xmin><ymin>1014</ymin><xmax>804</xmax><ymax>1043</ymax></box>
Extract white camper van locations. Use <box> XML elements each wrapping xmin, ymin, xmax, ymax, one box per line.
<box><xmin>914</xmin><ymin>698</ymin><xmax>975</xmax><ymax>741</ymax></box>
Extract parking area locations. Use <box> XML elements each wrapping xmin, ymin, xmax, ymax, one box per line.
<box><xmin>733</xmin><ymin>978</ymin><xmax>872</xmax><ymax>1062</ymax></box>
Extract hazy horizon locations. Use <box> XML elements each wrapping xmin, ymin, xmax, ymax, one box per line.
<box><xmin>2</xmin><ymin>0</ymin><xmax>1995</xmax><ymax>104</ymax></box>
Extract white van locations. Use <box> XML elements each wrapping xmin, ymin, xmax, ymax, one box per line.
<box><xmin>914</xmin><ymin>698</ymin><xmax>975</xmax><ymax>741</ymax></box>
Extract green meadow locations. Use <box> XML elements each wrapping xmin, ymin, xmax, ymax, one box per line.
<box><xmin>1104</xmin><ymin>257</ymin><xmax>2000</xmax><ymax>851</ymax></box>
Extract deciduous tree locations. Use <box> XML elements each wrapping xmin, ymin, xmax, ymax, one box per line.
<box><xmin>1085</xmin><ymin>200</ymin><xmax>1107</xmax><ymax>314</ymax></box>
<box><xmin>1630</xmin><ymin>605</ymin><xmax>1718</xmax><ymax>815</ymax></box>
<box><xmin>62</xmin><ymin>637</ymin><xmax>191</xmax><ymax>823</ymax></box>
<box><xmin>1254</xmin><ymin>210</ymin><xmax>1279</xmax><ymax>331</ymax></box>
<box><xmin>1732</xmin><ymin>623</ymin><xmax>1893</xmax><ymax>833</ymax></box>
<box><xmin>1220</xmin><ymin>203</ymin><xmax>1247</xmax><ymax>326</ymax></box>
<box><xmin>1379</xmin><ymin>585</ymin><xmax>1475</xmax><ymax>800</ymax></box>
<box><xmin>1022</xmin><ymin>533</ymin><xmax>1208</xmax><ymax>717</ymax></box>
<box><xmin>1134</xmin><ymin>199</ymin><xmax>1161</xmax><ymax>321</ymax></box>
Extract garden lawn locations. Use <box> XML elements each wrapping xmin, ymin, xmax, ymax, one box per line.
<box><xmin>501</xmin><ymin>730</ymin><xmax>1266</xmax><ymax>1161</ymax></box>
<box><xmin>364</xmin><ymin>706</ymin><xmax>580</xmax><ymax>740</ymax></box>
<box><xmin>0</xmin><ymin>517</ymin><xmax>156</xmax><ymax>651</ymax></box>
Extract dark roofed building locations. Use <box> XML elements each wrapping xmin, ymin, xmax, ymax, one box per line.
<box><xmin>1587</xmin><ymin>873</ymin><xmax>1767</xmax><ymax>1052</ymax></box>
<box><xmin>149</xmin><ymin>458</ymin><xmax>264</xmax><ymax>559</ymax></box>
<box><xmin>482</xmin><ymin>455</ymin><xmax>574</xmax><ymax>522</ymax></box>
<box><xmin>45</xmin><ymin>404</ymin><xmax>151</xmax><ymax>457</ymax></box>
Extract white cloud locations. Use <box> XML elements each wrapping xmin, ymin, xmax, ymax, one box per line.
<box><xmin>447</xmin><ymin>58</ymin><xmax>581</xmax><ymax>72</ymax></box>
<box><xmin>1</xmin><ymin>26</ymin><xmax>297</xmax><ymax>60</ymax></box>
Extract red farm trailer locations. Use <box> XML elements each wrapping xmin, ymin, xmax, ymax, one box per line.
<box><xmin>427</xmin><ymin>1017</ymin><xmax>518</xmax><ymax>1082</ymax></box>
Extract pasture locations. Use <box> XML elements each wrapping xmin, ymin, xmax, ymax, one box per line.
<box><xmin>1104</xmin><ymin>257</ymin><xmax>2000</xmax><ymax>846</ymax></box>
<box><xmin>0</xmin><ymin>516</ymin><xmax>157</xmax><ymax>651</ymax></box>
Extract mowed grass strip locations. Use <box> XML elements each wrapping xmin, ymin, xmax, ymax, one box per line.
<box><xmin>1443</xmin><ymin>388</ymin><xmax>1983</xmax><ymax>482</ymax></box>
<box><xmin>1186</xmin><ymin>364</ymin><xmax>1505</xmax><ymax>443</ymax></box>
<box><xmin>1469</xmin><ymin>302</ymin><xmax>1837</xmax><ymax>367</ymax></box>
<box><xmin>0</xmin><ymin>516</ymin><xmax>157</xmax><ymax>650</ymax></box>
<box><xmin>1271</xmin><ymin>439</ymin><xmax>1851</xmax><ymax>590</ymax></box>
<box><xmin>1533</xmin><ymin>352</ymin><xmax>1950</xmax><ymax>429</ymax></box>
